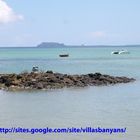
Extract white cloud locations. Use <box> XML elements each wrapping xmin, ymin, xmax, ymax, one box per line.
<box><xmin>0</xmin><ymin>0</ymin><xmax>23</xmax><ymax>24</ymax></box>
<box><xmin>90</xmin><ymin>31</ymin><xmax>107</xmax><ymax>38</ymax></box>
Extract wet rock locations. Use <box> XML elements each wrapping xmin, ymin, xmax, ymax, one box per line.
<box><xmin>0</xmin><ymin>71</ymin><xmax>135</xmax><ymax>91</ymax></box>
<box><xmin>17</xmin><ymin>75</ymin><xmax>23</xmax><ymax>79</ymax></box>
<box><xmin>5</xmin><ymin>79</ymin><xmax>12</xmax><ymax>87</ymax></box>
<box><xmin>11</xmin><ymin>79</ymin><xmax>21</xmax><ymax>86</ymax></box>
<box><xmin>36</xmin><ymin>83</ymin><xmax>44</xmax><ymax>89</ymax></box>
<box><xmin>63</xmin><ymin>77</ymin><xmax>74</xmax><ymax>86</ymax></box>
<box><xmin>93</xmin><ymin>73</ymin><xmax>102</xmax><ymax>79</ymax></box>
<box><xmin>88</xmin><ymin>73</ymin><xmax>95</xmax><ymax>78</ymax></box>
<box><xmin>0</xmin><ymin>76</ymin><xmax>9</xmax><ymax>83</ymax></box>
<box><xmin>46</xmin><ymin>70</ymin><xmax>53</xmax><ymax>74</ymax></box>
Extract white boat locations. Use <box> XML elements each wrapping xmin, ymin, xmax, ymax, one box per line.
<box><xmin>111</xmin><ymin>50</ymin><xmax>129</xmax><ymax>55</ymax></box>
<box><xmin>32</xmin><ymin>66</ymin><xmax>39</xmax><ymax>72</ymax></box>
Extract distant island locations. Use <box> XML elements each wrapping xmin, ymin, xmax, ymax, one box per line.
<box><xmin>37</xmin><ymin>42</ymin><xmax>65</xmax><ymax>48</ymax></box>
<box><xmin>37</xmin><ymin>42</ymin><xmax>140</xmax><ymax>48</ymax></box>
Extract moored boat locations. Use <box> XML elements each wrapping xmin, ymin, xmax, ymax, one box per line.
<box><xmin>59</xmin><ymin>54</ymin><xmax>69</xmax><ymax>57</ymax></box>
<box><xmin>32</xmin><ymin>66</ymin><xmax>39</xmax><ymax>72</ymax></box>
<box><xmin>111</xmin><ymin>50</ymin><xmax>129</xmax><ymax>54</ymax></box>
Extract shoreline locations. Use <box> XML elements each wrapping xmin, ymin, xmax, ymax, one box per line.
<box><xmin>0</xmin><ymin>71</ymin><xmax>135</xmax><ymax>91</ymax></box>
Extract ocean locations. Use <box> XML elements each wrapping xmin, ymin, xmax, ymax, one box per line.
<box><xmin>0</xmin><ymin>47</ymin><xmax>140</xmax><ymax>140</ymax></box>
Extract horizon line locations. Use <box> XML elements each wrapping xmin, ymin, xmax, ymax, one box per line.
<box><xmin>0</xmin><ymin>44</ymin><xmax>140</xmax><ymax>48</ymax></box>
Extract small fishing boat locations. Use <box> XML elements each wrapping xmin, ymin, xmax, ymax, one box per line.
<box><xmin>59</xmin><ymin>54</ymin><xmax>69</xmax><ymax>57</ymax></box>
<box><xmin>111</xmin><ymin>50</ymin><xmax>129</xmax><ymax>55</ymax></box>
<box><xmin>32</xmin><ymin>66</ymin><xmax>39</xmax><ymax>72</ymax></box>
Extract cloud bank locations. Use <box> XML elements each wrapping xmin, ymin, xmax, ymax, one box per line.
<box><xmin>0</xmin><ymin>0</ymin><xmax>23</xmax><ymax>24</ymax></box>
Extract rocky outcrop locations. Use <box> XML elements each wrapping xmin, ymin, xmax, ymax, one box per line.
<box><xmin>0</xmin><ymin>71</ymin><xmax>135</xmax><ymax>91</ymax></box>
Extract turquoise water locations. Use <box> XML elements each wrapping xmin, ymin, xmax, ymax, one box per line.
<box><xmin>0</xmin><ymin>47</ymin><xmax>140</xmax><ymax>140</ymax></box>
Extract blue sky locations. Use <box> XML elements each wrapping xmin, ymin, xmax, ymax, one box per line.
<box><xmin>0</xmin><ymin>0</ymin><xmax>140</xmax><ymax>46</ymax></box>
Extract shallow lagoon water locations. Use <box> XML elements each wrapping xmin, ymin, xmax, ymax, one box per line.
<box><xmin>0</xmin><ymin>47</ymin><xmax>140</xmax><ymax>140</ymax></box>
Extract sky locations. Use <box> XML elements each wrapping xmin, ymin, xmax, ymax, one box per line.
<box><xmin>0</xmin><ymin>0</ymin><xmax>140</xmax><ymax>46</ymax></box>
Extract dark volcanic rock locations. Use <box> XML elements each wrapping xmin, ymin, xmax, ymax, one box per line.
<box><xmin>0</xmin><ymin>71</ymin><xmax>135</xmax><ymax>91</ymax></box>
<box><xmin>46</xmin><ymin>70</ymin><xmax>53</xmax><ymax>74</ymax></box>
